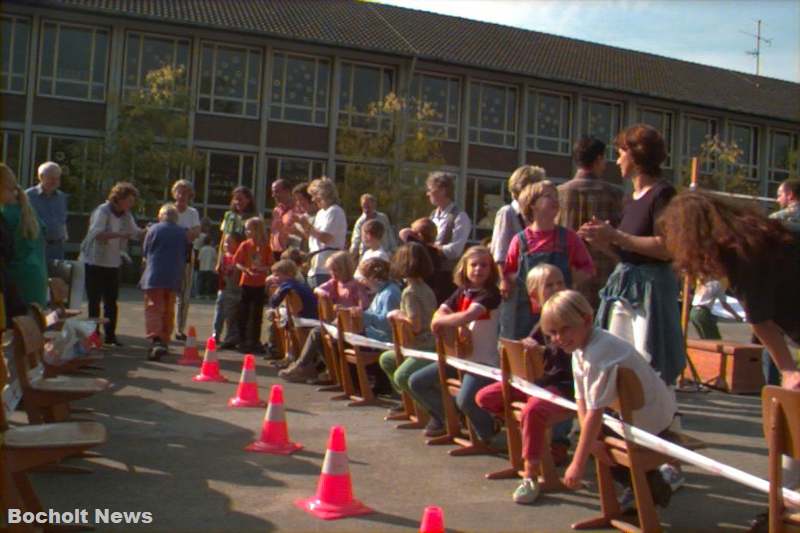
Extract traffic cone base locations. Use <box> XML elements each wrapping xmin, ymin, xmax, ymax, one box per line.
<box><xmin>294</xmin><ymin>496</ymin><xmax>372</xmax><ymax>520</ymax></box>
<box><xmin>227</xmin><ymin>396</ymin><xmax>266</xmax><ymax>408</ymax></box>
<box><xmin>245</xmin><ymin>440</ymin><xmax>303</xmax><ymax>455</ymax></box>
<box><xmin>178</xmin><ymin>326</ymin><xmax>201</xmax><ymax>366</ymax></box>
<box><xmin>192</xmin><ymin>369</ymin><xmax>227</xmax><ymax>383</ymax></box>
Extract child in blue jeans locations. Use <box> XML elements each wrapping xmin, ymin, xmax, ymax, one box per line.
<box><xmin>408</xmin><ymin>245</ymin><xmax>502</xmax><ymax>442</ymax></box>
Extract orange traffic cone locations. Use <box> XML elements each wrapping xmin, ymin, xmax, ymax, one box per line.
<box><xmin>228</xmin><ymin>354</ymin><xmax>265</xmax><ymax>408</ymax></box>
<box><xmin>245</xmin><ymin>384</ymin><xmax>302</xmax><ymax>454</ymax></box>
<box><xmin>193</xmin><ymin>337</ymin><xmax>227</xmax><ymax>383</ymax></box>
<box><xmin>419</xmin><ymin>506</ymin><xmax>444</xmax><ymax>533</ymax></box>
<box><xmin>177</xmin><ymin>326</ymin><xmax>201</xmax><ymax>366</ymax></box>
<box><xmin>295</xmin><ymin>426</ymin><xmax>372</xmax><ymax>520</ymax></box>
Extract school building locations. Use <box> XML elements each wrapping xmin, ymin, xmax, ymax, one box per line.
<box><xmin>2</xmin><ymin>0</ymin><xmax>799</xmax><ymax>245</ymax></box>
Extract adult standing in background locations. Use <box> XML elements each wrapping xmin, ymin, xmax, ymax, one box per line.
<box><xmin>489</xmin><ymin>165</ymin><xmax>545</xmax><ymax>264</ymax></box>
<box><xmin>269</xmin><ymin>179</ymin><xmax>297</xmax><ymax>262</ymax></box>
<box><xmin>296</xmin><ymin>177</ymin><xmax>347</xmax><ymax>288</ymax></box>
<box><xmin>0</xmin><ymin>163</ymin><xmax>48</xmax><ymax>307</ymax></box>
<box><xmin>80</xmin><ymin>182</ymin><xmax>144</xmax><ymax>346</ymax></box>
<box><xmin>26</xmin><ymin>161</ymin><xmax>68</xmax><ymax>263</ymax></box>
<box><xmin>558</xmin><ymin>137</ymin><xmax>623</xmax><ymax>308</ymax></box>
<box><xmin>171</xmin><ymin>179</ymin><xmax>201</xmax><ymax>341</ymax></box>
<box><xmin>771</xmin><ymin>178</ymin><xmax>800</xmax><ymax>232</ymax></box>
<box><xmin>349</xmin><ymin>193</ymin><xmax>396</xmax><ymax>260</ymax></box>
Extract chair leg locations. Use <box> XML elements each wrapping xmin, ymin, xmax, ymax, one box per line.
<box><xmin>629</xmin><ymin>465</ymin><xmax>662</xmax><ymax>533</ymax></box>
<box><xmin>572</xmin><ymin>458</ymin><xmax>619</xmax><ymax>530</ymax></box>
<box><xmin>487</xmin><ymin>417</ymin><xmax>523</xmax><ymax>480</ymax></box>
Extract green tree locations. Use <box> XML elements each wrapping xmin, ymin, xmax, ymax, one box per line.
<box><xmin>680</xmin><ymin>134</ymin><xmax>760</xmax><ymax>196</ymax></box>
<box><xmin>336</xmin><ymin>92</ymin><xmax>445</xmax><ymax>228</ymax></box>
<box><xmin>82</xmin><ymin>65</ymin><xmax>204</xmax><ymax>216</ymax></box>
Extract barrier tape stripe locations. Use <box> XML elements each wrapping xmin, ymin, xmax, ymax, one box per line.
<box><xmin>315</xmin><ymin>324</ymin><xmax>800</xmax><ymax>507</ymax></box>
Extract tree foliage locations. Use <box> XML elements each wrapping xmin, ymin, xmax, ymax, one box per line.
<box><xmin>335</xmin><ymin>91</ymin><xmax>445</xmax><ymax>227</ymax></box>
<box><xmin>680</xmin><ymin>134</ymin><xmax>759</xmax><ymax>196</ymax></box>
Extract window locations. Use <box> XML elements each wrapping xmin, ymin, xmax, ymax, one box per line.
<box><xmin>469</xmin><ymin>80</ymin><xmax>517</xmax><ymax>148</ymax></box>
<box><xmin>194</xmin><ymin>150</ymin><xmax>257</xmax><ymax>221</ymax></box>
<box><xmin>639</xmin><ymin>108</ymin><xmax>673</xmax><ymax>168</ymax></box>
<box><xmin>1</xmin><ymin>130</ymin><xmax>23</xmax><ymax>179</ymax></box>
<box><xmin>39</xmin><ymin>21</ymin><xmax>108</xmax><ymax>102</ymax></box>
<box><xmin>268</xmin><ymin>156</ymin><xmax>325</xmax><ymax>184</ymax></box>
<box><xmin>768</xmin><ymin>130</ymin><xmax>799</xmax><ymax>188</ymax></box>
<box><xmin>527</xmin><ymin>90</ymin><xmax>571</xmax><ymax>155</ymax></box>
<box><xmin>729</xmin><ymin>123</ymin><xmax>759</xmax><ymax>180</ymax></box>
<box><xmin>338</xmin><ymin>62</ymin><xmax>394</xmax><ymax>131</ymax></box>
<box><xmin>683</xmin><ymin>115</ymin><xmax>718</xmax><ymax>172</ymax></box>
<box><xmin>123</xmin><ymin>32</ymin><xmax>189</xmax><ymax>99</ymax></box>
<box><xmin>334</xmin><ymin>162</ymin><xmax>392</xmax><ymax>226</ymax></box>
<box><xmin>581</xmin><ymin>98</ymin><xmax>622</xmax><ymax>160</ymax></box>
<box><xmin>1</xmin><ymin>16</ymin><xmax>30</xmax><ymax>93</ymax></box>
<box><xmin>33</xmin><ymin>134</ymin><xmax>103</xmax><ymax>212</ymax></box>
<box><xmin>466</xmin><ymin>175</ymin><xmax>509</xmax><ymax>241</ymax></box>
<box><xmin>198</xmin><ymin>42</ymin><xmax>261</xmax><ymax>118</ymax></box>
<box><xmin>270</xmin><ymin>52</ymin><xmax>329</xmax><ymax>126</ymax></box>
<box><xmin>409</xmin><ymin>72</ymin><xmax>460</xmax><ymax>141</ymax></box>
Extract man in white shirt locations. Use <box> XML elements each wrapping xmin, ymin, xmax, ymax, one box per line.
<box><xmin>348</xmin><ymin>193</ymin><xmax>396</xmax><ymax>260</ymax></box>
<box><xmin>425</xmin><ymin>171</ymin><xmax>471</xmax><ymax>268</ymax></box>
<box><xmin>171</xmin><ymin>179</ymin><xmax>201</xmax><ymax>340</ymax></box>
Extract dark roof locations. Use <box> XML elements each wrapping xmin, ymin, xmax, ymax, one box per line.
<box><xmin>16</xmin><ymin>0</ymin><xmax>800</xmax><ymax>123</ymax></box>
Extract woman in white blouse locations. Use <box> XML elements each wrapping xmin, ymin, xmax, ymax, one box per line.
<box><xmin>297</xmin><ymin>177</ymin><xmax>347</xmax><ymax>288</ymax></box>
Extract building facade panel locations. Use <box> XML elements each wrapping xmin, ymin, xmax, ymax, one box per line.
<box><xmin>468</xmin><ymin>144</ymin><xmax>517</xmax><ymax>174</ymax></box>
<box><xmin>32</xmin><ymin>96</ymin><xmax>105</xmax><ymax>130</ymax></box>
<box><xmin>526</xmin><ymin>152</ymin><xmax>572</xmax><ymax>179</ymax></box>
<box><xmin>266</xmin><ymin>122</ymin><xmax>328</xmax><ymax>153</ymax></box>
<box><xmin>194</xmin><ymin>113</ymin><xmax>260</xmax><ymax>146</ymax></box>
<box><xmin>1</xmin><ymin>94</ymin><xmax>27</xmax><ymax>122</ymax></box>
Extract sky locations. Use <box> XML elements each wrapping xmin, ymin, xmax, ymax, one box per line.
<box><xmin>376</xmin><ymin>0</ymin><xmax>800</xmax><ymax>83</ymax></box>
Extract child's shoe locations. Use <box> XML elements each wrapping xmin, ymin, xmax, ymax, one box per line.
<box><xmin>512</xmin><ymin>478</ymin><xmax>540</xmax><ymax>504</ymax></box>
<box><xmin>423</xmin><ymin>418</ymin><xmax>446</xmax><ymax>438</ymax></box>
<box><xmin>659</xmin><ymin>463</ymin><xmax>685</xmax><ymax>492</ymax></box>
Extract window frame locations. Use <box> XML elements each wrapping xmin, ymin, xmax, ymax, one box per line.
<box><xmin>728</xmin><ymin>121</ymin><xmax>760</xmax><ymax>181</ymax></box>
<box><xmin>1</xmin><ymin>130</ymin><xmax>24</xmax><ymax>179</ymax></box>
<box><xmin>270</xmin><ymin>50</ymin><xmax>330</xmax><ymax>127</ymax></box>
<box><xmin>194</xmin><ymin>149</ymin><xmax>258</xmax><ymax>221</ymax></box>
<box><xmin>122</xmin><ymin>30</ymin><xmax>190</xmax><ymax>100</ymax></box>
<box><xmin>465</xmin><ymin>173</ymin><xmax>511</xmax><ymax>241</ymax></box>
<box><xmin>469</xmin><ymin>79</ymin><xmax>518</xmax><ymax>149</ymax></box>
<box><xmin>1</xmin><ymin>15</ymin><xmax>31</xmax><ymax>95</ymax></box>
<box><xmin>526</xmin><ymin>88</ymin><xmax>572</xmax><ymax>155</ymax></box>
<box><xmin>37</xmin><ymin>19</ymin><xmax>109</xmax><ymax>103</ymax></box>
<box><xmin>581</xmin><ymin>97</ymin><xmax>623</xmax><ymax>161</ymax></box>
<box><xmin>32</xmin><ymin>132</ymin><xmax>103</xmax><ymax>214</ymax></box>
<box><xmin>682</xmin><ymin>114</ymin><xmax>719</xmax><ymax>173</ymax></box>
<box><xmin>638</xmin><ymin>107</ymin><xmax>674</xmax><ymax>168</ymax></box>
<box><xmin>338</xmin><ymin>60</ymin><xmax>396</xmax><ymax>133</ymax></box>
<box><xmin>767</xmin><ymin>129</ymin><xmax>800</xmax><ymax>183</ymax></box>
<box><xmin>197</xmin><ymin>40</ymin><xmax>262</xmax><ymax>120</ymax></box>
<box><xmin>408</xmin><ymin>70</ymin><xmax>461</xmax><ymax>142</ymax></box>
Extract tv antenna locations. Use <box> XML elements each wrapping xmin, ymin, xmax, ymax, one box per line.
<box><xmin>741</xmin><ymin>19</ymin><xmax>772</xmax><ymax>76</ymax></box>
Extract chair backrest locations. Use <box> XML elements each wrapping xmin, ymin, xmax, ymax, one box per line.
<box><xmin>762</xmin><ymin>386</ymin><xmax>800</xmax><ymax>461</ymax></box>
<box><xmin>28</xmin><ymin>303</ymin><xmax>48</xmax><ymax>332</ymax></box>
<box><xmin>389</xmin><ymin>316</ymin><xmax>414</xmax><ymax>349</ymax></box>
<box><xmin>436</xmin><ymin>325</ymin><xmax>469</xmax><ymax>358</ymax></box>
<box><xmin>49</xmin><ymin>277</ymin><xmax>70</xmax><ymax>309</ymax></box>
<box><xmin>318</xmin><ymin>295</ymin><xmax>335</xmax><ymax>323</ymax></box>
<box><xmin>336</xmin><ymin>308</ymin><xmax>363</xmax><ymax>335</ymax></box>
<box><xmin>499</xmin><ymin>338</ymin><xmax>545</xmax><ymax>383</ymax></box>
<box><xmin>285</xmin><ymin>290</ymin><xmax>304</xmax><ymax>315</ymax></box>
<box><xmin>11</xmin><ymin>314</ymin><xmax>45</xmax><ymax>386</ymax></box>
<box><xmin>612</xmin><ymin>367</ymin><xmax>645</xmax><ymax>424</ymax></box>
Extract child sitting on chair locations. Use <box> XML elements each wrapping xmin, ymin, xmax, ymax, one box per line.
<box><xmin>351</xmin><ymin>258</ymin><xmax>400</xmax><ymax>342</ymax></box>
<box><xmin>262</xmin><ymin>259</ymin><xmax>318</xmax><ymax>361</ymax></box>
<box><xmin>540</xmin><ymin>290</ymin><xmax>675</xmax><ymax>506</ymax></box>
<box><xmin>475</xmin><ymin>263</ymin><xmax>575</xmax><ymax>504</ymax></box>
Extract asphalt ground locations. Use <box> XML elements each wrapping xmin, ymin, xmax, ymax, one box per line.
<box><xmin>8</xmin><ymin>288</ymin><xmax>777</xmax><ymax>532</ymax></box>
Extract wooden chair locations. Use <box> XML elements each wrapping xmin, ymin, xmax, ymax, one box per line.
<box><xmin>48</xmin><ymin>277</ymin><xmax>81</xmax><ymax>319</ymax></box>
<box><xmin>335</xmin><ymin>309</ymin><xmax>388</xmax><ymax>408</ymax></box>
<box><xmin>385</xmin><ymin>316</ymin><xmax>428</xmax><ymax>429</ymax></box>
<box><xmin>572</xmin><ymin>368</ymin><xmax>701</xmax><ymax>533</ymax></box>
<box><xmin>427</xmin><ymin>326</ymin><xmax>494</xmax><ymax>456</ymax></box>
<box><xmin>1</xmin><ymin>336</ymin><xmax>107</xmax><ymax>521</ymax></box>
<box><xmin>283</xmin><ymin>291</ymin><xmax>313</xmax><ymax>374</ymax></box>
<box><xmin>267</xmin><ymin>286</ymin><xmax>287</xmax><ymax>361</ymax></box>
<box><xmin>317</xmin><ymin>295</ymin><xmax>346</xmax><ymax>397</ymax></box>
<box><xmin>486</xmin><ymin>338</ymin><xmax>570</xmax><ymax>491</ymax></box>
<box><xmin>12</xmin><ymin>315</ymin><xmax>109</xmax><ymax>424</ymax></box>
<box><xmin>762</xmin><ymin>386</ymin><xmax>800</xmax><ymax>533</ymax></box>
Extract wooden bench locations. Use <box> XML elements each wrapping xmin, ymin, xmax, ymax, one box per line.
<box><xmin>486</xmin><ymin>338</ymin><xmax>570</xmax><ymax>492</ymax></box>
<box><xmin>684</xmin><ymin>339</ymin><xmax>765</xmax><ymax>394</ymax></box>
<box><xmin>12</xmin><ymin>315</ymin><xmax>109</xmax><ymax>424</ymax></box>
<box><xmin>762</xmin><ymin>386</ymin><xmax>800</xmax><ymax>533</ymax></box>
<box><xmin>385</xmin><ymin>316</ymin><xmax>428</xmax><ymax>429</ymax></box>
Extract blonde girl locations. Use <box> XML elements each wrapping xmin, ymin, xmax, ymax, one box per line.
<box><xmin>408</xmin><ymin>246</ymin><xmax>502</xmax><ymax>440</ymax></box>
<box><xmin>233</xmin><ymin>216</ymin><xmax>272</xmax><ymax>353</ymax></box>
<box><xmin>0</xmin><ymin>163</ymin><xmax>47</xmax><ymax>306</ymax></box>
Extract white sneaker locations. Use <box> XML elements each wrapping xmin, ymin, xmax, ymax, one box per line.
<box><xmin>512</xmin><ymin>477</ymin><xmax>540</xmax><ymax>504</ymax></box>
<box><xmin>659</xmin><ymin>463</ymin><xmax>685</xmax><ymax>492</ymax></box>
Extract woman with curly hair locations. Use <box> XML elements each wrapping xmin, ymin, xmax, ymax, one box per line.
<box><xmin>578</xmin><ymin>124</ymin><xmax>685</xmax><ymax>388</ymax></box>
<box><xmin>658</xmin><ymin>191</ymin><xmax>800</xmax><ymax>390</ymax></box>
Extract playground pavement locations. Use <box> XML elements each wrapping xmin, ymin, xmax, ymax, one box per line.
<box><xmin>11</xmin><ymin>288</ymin><xmax>773</xmax><ymax>532</ymax></box>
